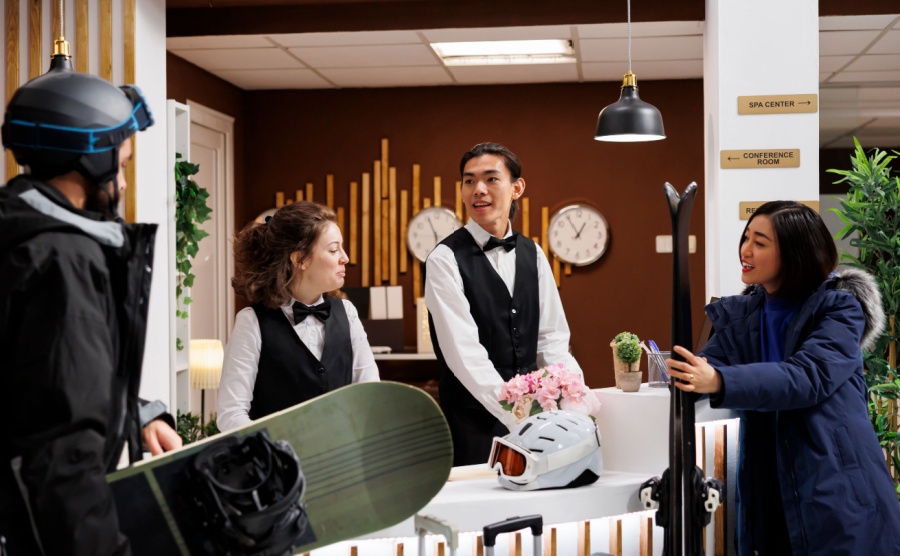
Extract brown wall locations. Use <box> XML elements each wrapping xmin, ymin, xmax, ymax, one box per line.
<box><xmin>166</xmin><ymin>52</ymin><xmax>246</xmax><ymax>232</ymax></box>
<box><xmin>241</xmin><ymin>80</ymin><xmax>707</xmax><ymax>389</ymax></box>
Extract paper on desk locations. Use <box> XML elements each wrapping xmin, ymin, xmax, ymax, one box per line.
<box><xmin>448</xmin><ymin>466</ymin><xmax>497</xmax><ymax>481</ymax></box>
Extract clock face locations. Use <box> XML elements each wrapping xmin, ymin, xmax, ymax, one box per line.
<box><xmin>407</xmin><ymin>207</ymin><xmax>463</xmax><ymax>262</ymax></box>
<box><xmin>548</xmin><ymin>204</ymin><xmax>610</xmax><ymax>266</ymax></box>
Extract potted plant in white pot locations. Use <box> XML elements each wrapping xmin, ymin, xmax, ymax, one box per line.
<box><xmin>611</xmin><ymin>331</ymin><xmax>643</xmax><ymax>392</ymax></box>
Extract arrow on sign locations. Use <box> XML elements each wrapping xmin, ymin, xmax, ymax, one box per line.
<box><xmin>727</xmin><ymin>156</ymin><xmax>740</xmax><ymax>161</ymax></box>
<box><xmin>799</xmin><ymin>100</ymin><xmax>811</xmax><ymax>105</ymax></box>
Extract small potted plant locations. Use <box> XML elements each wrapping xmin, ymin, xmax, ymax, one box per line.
<box><xmin>611</xmin><ymin>331</ymin><xmax>643</xmax><ymax>392</ymax></box>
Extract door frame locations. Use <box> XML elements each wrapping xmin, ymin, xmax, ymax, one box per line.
<box><xmin>187</xmin><ymin>100</ymin><xmax>236</xmax><ymax>341</ymax></box>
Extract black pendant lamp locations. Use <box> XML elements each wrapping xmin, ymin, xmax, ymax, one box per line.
<box><xmin>594</xmin><ymin>0</ymin><xmax>666</xmax><ymax>142</ymax></box>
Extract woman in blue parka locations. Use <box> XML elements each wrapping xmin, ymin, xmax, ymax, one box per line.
<box><xmin>666</xmin><ymin>201</ymin><xmax>900</xmax><ymax>555</ymax></box>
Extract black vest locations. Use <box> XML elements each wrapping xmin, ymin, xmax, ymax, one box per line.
<box><xmin>250</xmin><ymin>298</ymin><xmax>352</xmax><ymax>420</ymax></box>
<box><xmin>429</xmin><ymin>228</ymin><xmax>540</xmax><ymax>409</ymax></box>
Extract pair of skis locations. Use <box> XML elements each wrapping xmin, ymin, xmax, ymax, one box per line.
<box><xmin>639</xmin><ymin>183</ymin><xmax>724</xmax><ymax>556</ymax></box>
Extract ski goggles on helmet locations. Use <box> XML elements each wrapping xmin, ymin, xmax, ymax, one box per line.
<box><xmin>488</xmin><ymin>426</ymin><xmax>600</xmax><ymax>484</ymax></box>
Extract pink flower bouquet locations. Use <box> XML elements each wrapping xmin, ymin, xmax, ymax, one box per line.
<box><xmin>499</xmin><ymin>363</ymin><xmax>601</xmax><ymax>424</ymax></box>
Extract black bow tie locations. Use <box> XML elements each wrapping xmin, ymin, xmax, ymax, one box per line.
<box><xmin>292</xmin><ymin>298</ymin><xmax>331</xmax><ymax>323</ymax></box>
<box><xmin>483</xmin><ymin>234</ymin><xmax>517</xmax><ymax>253</ymax></box>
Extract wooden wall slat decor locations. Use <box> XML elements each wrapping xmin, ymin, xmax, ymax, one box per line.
<box><xmin>543</xmin><ymin>527</ymin><xmax>557</xmax><ymax>556</ymax></box>
<box><xmin>608</xmin><ymin>519</ymin><xmax>622</xmax><ymax>556</ymax></box>
<box><xmin>361</xmin><ymin>172</ymin><xmax>370</xmax><ymax>287</ymax></box>
<box><xmin>640</xmin><ymin>515</ymin><xmax>653</xmax><ymax>555</ymax></box>
<box><xmin>380</xmin><ymin>197</ymin><xmax>389</xmax><ymax>282</ymax></box>
<box><xmin>399</xmin><ymin>189</ymin><xmax>408</xmax><ymax>274</ymax></box>
<box><xmin>6</xmin><ymin>0</ymin><xmax>20</xmax><ymax>181</ymax></box>
<box><xmin>28</xmin><ymin>0</ymin><xmax>41</xmax><ymax>79</ymax></box>
<box><xmin>380</xmin><ymin>138</ymin><xmax>388</xmax><ymax>197</ymax></box>
<box><xmin>99</xmin><ymin>0</ymin><xmax>111</xmax><ymax>80</ymax></box>
<box><xmin>373</xmin><ymin>160</ymin><xmax>382</xmax><ymax>286</ymax></box>
<box><xmin>412</xmin><ymin>163</ymin><xmax>420</xmax><ymax>215</ymax></box>
<box><xmin>389</xmin><ymin>166</ymin><xmax>397</xmax><ymax>284</ymax></box>
<box><xmin>75</xmin><ymin>0</ymin><xmax>88</xmax><ymax>72</ymax></box>
<box><xmin>577</xmin><ymin>520</ymin><xmax>591</xmax><ymax>556</ymax></box>
<box><xmin>326</xmin><ymin>173</ymin><xmax>334</xmax><ymax>208</ymax></box>
<box><xmin>51</xmin><ymin>0</ymin><xmax>59</xmax><ymax>51</ymax></box>
<box><xmin>4</xmin><ymin>1</ymin><xmax>140</xmax><ymax>217</ymax></box>
<box><xmin>349</xmin><ymin>181</ymin><xmax>358</xmax><ymax>264</ymax></box>
<box><xmin>714</xmin><ymin>423</ymin><xmax>729</xmax><ymax>556</ymax></box>
<box><xmin>521</xmin><ymin>197</ymin><xmax>530</xmax><ymax>238</ymax></box>
<box><xmin>507</xmin><ymin>532</ymin><xmax>521</xmax><ymax>556</ymax></box>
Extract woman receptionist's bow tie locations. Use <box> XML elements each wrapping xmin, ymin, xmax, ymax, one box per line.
<box><xmin>292</xmin><ymin>298</ymin><xmax>332</xmax><ymax>323</ymax></box>
<box><xmin>483</xmin><ymin>234</ymin><xmax>517</xmax><ymax>253</ymax></box>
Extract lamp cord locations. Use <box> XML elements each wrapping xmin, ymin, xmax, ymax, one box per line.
<box><xmin>58</xmin><ymin>0</ymin><xmax>64</xmax><ymax>37</ymax></box>
<box><xmin>627</xmin><ymin>0</ymin><xmax>632</xmax><ymax>73</ymax></box>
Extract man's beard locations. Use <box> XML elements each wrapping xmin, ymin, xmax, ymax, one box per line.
<box><xmin>84</xmin><ymin>181</ymin><xmax>118</xmax><ymax>221</ymax></box>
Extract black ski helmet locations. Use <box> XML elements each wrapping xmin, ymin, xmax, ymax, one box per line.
<box><xmin>1</xmin><ymin>56</ymin><xmax>153</xmax><ymax>188</ymax></box>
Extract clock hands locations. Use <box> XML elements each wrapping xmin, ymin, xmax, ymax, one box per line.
<box><xmin>575</xmin><ymin>221</ymin><xmax>587</xmax><ymax>240</ymax></box>
<box><xmin>427</xmin><ymin>217</ymin><xmax>439</xmax><ymax>243</ymax></box>
<box><xmin>567</xmin><ymin>215</ymin><xmax>587</xmax><ymax>240</ymax></box>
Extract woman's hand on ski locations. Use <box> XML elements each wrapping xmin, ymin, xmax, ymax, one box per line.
<box><xmin>666</xmin><ymin>345</ymin><xmax>722</xmax><ymax>394</ymax></box>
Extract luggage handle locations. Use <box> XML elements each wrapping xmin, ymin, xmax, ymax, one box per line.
<box><xmin>416</xmin><ymin>514</ymin><xmax>458</xmax><ymax>556</ymax></box>
<box><xmin>482</xmin><ymin>515</ymin><xmax>543</xmax><ymax>547</ymax></box>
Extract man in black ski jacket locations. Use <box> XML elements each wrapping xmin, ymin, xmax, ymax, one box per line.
<box><xmin>0</xmin><ymin>48</ymin><xmax>181</xmax><ymax>555</ymax></box>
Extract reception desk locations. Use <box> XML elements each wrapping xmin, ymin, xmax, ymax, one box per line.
<box><xmin>310</xmin><ymin>385</ymin><xmax>738</xmax><ymax>556</ymax></box>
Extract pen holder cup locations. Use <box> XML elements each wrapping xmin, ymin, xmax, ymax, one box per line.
<box><xmin>647</xmin><ymin>350</ymin><xmax>671</xmax><ymax>388</ymax></box>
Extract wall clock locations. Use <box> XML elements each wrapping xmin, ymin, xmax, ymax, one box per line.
<box><xmin>407</xmin><ymin>206</ymin><xmax>463</xmax><ymax>262</ymax></box>
<box><xmin>547</xmin><ymin>203</ymin><xmax>610</xmax><ymax>266</ymax></box>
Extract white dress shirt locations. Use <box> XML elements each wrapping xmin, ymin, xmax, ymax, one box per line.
<box><xmin>217</xmin><ymin>296</ymin><xmax>380</xmax><ymax>431</ymax></box>
<box><xmin>424</xmin><ymin>219</ymin><xmax>583</xmax><ymax>430</ymax></box>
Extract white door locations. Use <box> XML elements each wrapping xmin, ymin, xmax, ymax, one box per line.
<box><xmin>187</xmin><ymin>101</ymin><xmax>235</xmax><ymax>421</ymax></box>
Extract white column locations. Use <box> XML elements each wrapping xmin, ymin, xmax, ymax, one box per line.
<box><xmin>134</xmin><ymin>0</ymin><xmax>171</xmax><ymax>406</ymax></box>
<box><xmin>704</xmin><ymin>0</ymin><xmax>820</xmax><ymax>298</ymax></box>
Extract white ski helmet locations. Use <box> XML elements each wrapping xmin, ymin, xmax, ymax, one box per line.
<box><xmin>489</xmin><ymin>410</ymin><xmax>602</xmax><ymax>491</ymax></box>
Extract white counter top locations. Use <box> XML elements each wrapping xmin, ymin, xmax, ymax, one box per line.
<box><xmin>361</xmin><ymin>384</ymin><xmax>736</xmax><ymax>540</ymax></box>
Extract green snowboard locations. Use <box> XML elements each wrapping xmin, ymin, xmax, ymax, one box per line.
<box><xmin>108</xmin><ymin>382</ymin><xmax>453</xmax><ymax>555</ymax></box>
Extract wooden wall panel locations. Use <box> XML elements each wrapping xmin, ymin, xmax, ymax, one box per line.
<box><xmin>75</xmin><ymin>0</ymin><xmax>88</xmax><ymax>72</ymax></box>
<box><xmin>124</xmin><ymin>0</ymin><xmax>136</xmax><ymax>222</ymax></box>
<box><xmin>6</xmin><ymin>0</ymin><xmax>20</xmax><ymax>181</ymax></box>
<box><xmin>28</xmin><ymin>0</ymin><xmax>40</xmax><ymax>78</ymax></box>
<box><xmin>99</xmin><ymin>0</ymin><xmax>111</xmax><ymax>80</ymax></box>
<box><xmin>4</xmin><ymin>1</ymin><xmax>140</xmax><ymax>217</ymax></box>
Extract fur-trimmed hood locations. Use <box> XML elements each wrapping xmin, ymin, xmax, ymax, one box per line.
<box><xmin>831</xmin><ymin>267</ymin><xmax>886</xmax><ymax>351</ymax></box>
<box><xmin>741</xmin><ymin>267</ymin><xmax>886</xmax><ymax>351</ymax></box>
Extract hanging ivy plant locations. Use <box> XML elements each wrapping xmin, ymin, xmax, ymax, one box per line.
<box><xmin>175</xmin><ymin>152</ymin><xmax>212</xmax><ymax>350</ymax></box>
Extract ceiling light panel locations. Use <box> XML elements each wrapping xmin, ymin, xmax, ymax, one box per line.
<box><xmin>431</xmin><ymin>39</ymin><xmax>574</xmax><ymax>66</ymax></box>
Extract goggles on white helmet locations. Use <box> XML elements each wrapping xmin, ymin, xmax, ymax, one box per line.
<box><xmin>488</xmin><ymin>410</ymin><xmax>602</xmax><ymax>491</ymax></box>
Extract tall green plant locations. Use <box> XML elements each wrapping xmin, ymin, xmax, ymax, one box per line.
<box><xmin>828</xmin><ymin>138</ymin><xmax>900</xmax><ymax>497</ymax></box>
<box><xmin>174</xmin><ymin>153</ymin><xmax>212</xmax><ymax>350</ymax></box>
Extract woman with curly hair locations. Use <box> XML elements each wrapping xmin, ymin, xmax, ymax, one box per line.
<box><xmin>217</xmin><ymin>201</ymin><xmax>379</xmax><ymax>431</ymax></box>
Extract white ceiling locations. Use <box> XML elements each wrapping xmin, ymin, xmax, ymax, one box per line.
<box><xmin>167</xmin><ymin>14</ymin><xmax>900</xmax><ymax>148</ymax></box>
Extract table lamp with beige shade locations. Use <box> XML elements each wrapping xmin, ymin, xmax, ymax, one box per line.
<box><xmin>189</xmin><ymin>339</ymin><xmax>224</xmax><ymax>426</ymax></box>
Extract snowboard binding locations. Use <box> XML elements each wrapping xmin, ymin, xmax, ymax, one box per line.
<box><xmin>190</xmin><ymin>429</ymin><xmax>311</xmax><ymax>556</ymax></box>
